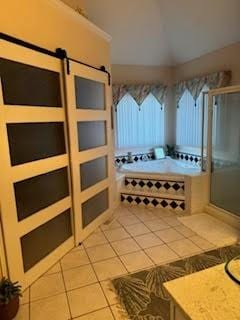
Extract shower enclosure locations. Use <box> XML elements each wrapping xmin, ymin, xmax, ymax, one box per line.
<box><xmin>207</xmin><ymin>85</ymin><xmax>240</xmax><ymax>218</ymax></box>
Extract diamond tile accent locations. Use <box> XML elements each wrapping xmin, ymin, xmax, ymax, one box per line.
<box><xmin>161</xmin><ymin>200</ymin><xmax>168</xmax><ymax>208</ymax></box>
<box><xmin>172</xmin><ymin>183</ymin><xmax>180</xmax><ymax>191</ymax></box>
<box><xmin>124</xmin><ymin>177</ymin><xmax>184</xmax><ymax>194</ymax></box>
<box><xmin>151</xmin><ymin>199</ymin><xmax>158</xmax><ymax>207</ymax></box>
<box><xmin>121</xmin><ymin>194</ymin><xmax>185</xmax><ymax>212</ymax></box>
<box><xmin>170</xmin><ymin>201</ymin><xmax>178</xmax><ymax>209</ymax></box>
<box><xmin>147</xmin><ymin>181</ymin><xmax>153</xmax><ymax>188</ymax></box>
<box><xmin>126</xmin><ymin>195</ymin><xmax>133</xmax><ymax>203</ymax></box>
<box><xmin>155</xmin><ymin>182</ymin><xmax>161</xmax><ymax>189</ymax></box>
<box><xmin>135</xmin><ymin>197</ymin><xmax>141</xmax><ymax>204</ymax></box>
<box><xmin>164</xmin><ymin>182</ymin><xmax>171</xmax><ymax>190</ymax></box>
<box><xmin>143</xmin><ymin>198</ymin><xmax>150</xmax><ymax>205</ymax></box>
<box><xmin>139</xmin><ymin>180</ymin><xmax>145</xmax><ymax>188</ymax></box>
<box><xmin>131</xmin><ymin>180</ymin><xmax>137</xmax><ymax>187</ymax></box>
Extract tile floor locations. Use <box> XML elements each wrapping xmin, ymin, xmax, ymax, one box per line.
<box><xmin>16</xmin><ymin>205</ymin><xmax>217</xmax><ymax>320</ymax></box>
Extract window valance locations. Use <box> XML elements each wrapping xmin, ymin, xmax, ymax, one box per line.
<box><xmin>175</xmin><ymin>70</ymin><xmax>231</xmax><ymax>107</ymax></box>
<box><xmin>113</xmin><ymin>83</ymin><xmax>167</xmax><ymax>109</ymax></box>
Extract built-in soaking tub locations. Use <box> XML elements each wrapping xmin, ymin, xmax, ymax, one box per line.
<box><xmin>117</xmin><ymin>157</ymin><xmax>208</xmax><ymax>214</ymax></box>
<box><xmin>119</xmin><ymin>157</ymin><xmax>200</xmax><ymax>175</ymax></box>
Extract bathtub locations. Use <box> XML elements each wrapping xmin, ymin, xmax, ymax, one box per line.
<box><xmin>119</xmin><ymin>156</ymin><xmax>201</xmax><ymax>176</ymax></box>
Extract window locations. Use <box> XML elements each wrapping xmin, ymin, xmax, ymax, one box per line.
<box><xmin>116</xmin><ymin>93</ymin><xmax>164</xmax><ymax>149</ymax></box>
<box><xmin>176</xmin><ymin>85</ymin><xmax>209</xmax><ymax>150</ymax></box>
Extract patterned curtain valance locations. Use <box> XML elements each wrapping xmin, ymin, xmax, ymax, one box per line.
<box><xmin>175</xmin><ymin>70</ymin><xmax>231</xmax><ymax>107</ymax></box>
<box><xmin>113</xmin><ymin>83</ymin><xmax>167</xmax><ymax>109</ymax></box>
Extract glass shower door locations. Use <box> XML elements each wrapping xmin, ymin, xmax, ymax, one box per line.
<box><xmin>209</xmin><ymin>88</ymin><xmax>240</xmax><ymax>216</ymax></box>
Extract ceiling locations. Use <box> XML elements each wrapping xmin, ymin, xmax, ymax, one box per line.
<box><xmin>63</xmin><ymin>0</ymin><xmax>240</xmax><ymax>66</ymax></box>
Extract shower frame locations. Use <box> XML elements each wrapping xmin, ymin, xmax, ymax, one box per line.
<box><xmin>206</xmin><ymin>84</ymin><xmax>240</xmax><ymax>223</ymax></box>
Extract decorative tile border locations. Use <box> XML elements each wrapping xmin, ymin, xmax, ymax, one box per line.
<box><xmin>125</xmin><ymin>177</ymin><xmax>185</xmax><ymax>195</ymax></box>
<box><xmin>174</xmin><ymin>151</ymin><xmax>201</xmax><ymax>166</ymax></box>
<box><xmin>121</xmin><ymin>193</ymin><xmax>185</xmax><ymax>211</ymax></box>
<box><xmin>115</xmin><ymin>152</ymin><xmax>154</xmax><ymax>166</ymax></box>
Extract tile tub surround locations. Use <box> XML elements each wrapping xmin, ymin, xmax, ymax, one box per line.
<box><xmin>120</xmin><ymin>172</ymin><xmax>208</xmax><ymax>214</ymax></box>
<box><xmin>115</xmin><ymin>151</ymin><xmax>154</xmax><ymax>167</ymax></box>
<box><xmin>112</xmin><ymin>243</ymin><xmax>240</xmax><ymax>320</ymax></box>
<box><xmin>17</xmin><ymin>205</ymin><xmax>219</xmax><ymax>320</ymax></box>
<box><xmin>124</xmin><ymin>177</ymin><xmax>185</xmax><ymax>195</ymax></box>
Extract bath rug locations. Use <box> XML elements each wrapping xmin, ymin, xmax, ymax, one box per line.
<box><xmin>112</xmin><ymin>243</ymin><xmax>240</xmax><ymax>320</ymax></box>
<box><xmin>179</xmin><ymin>213</ymin><xmax>239</xmax><ymax>246</ymax></box>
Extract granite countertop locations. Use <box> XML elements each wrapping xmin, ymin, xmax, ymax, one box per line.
<box><xmin>164</xmin><ymin>263</ymin><xmax>240</xmax><ymax>320</ymax></box>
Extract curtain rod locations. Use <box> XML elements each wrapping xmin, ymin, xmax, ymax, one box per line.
<box><xmin>0</xmin><ymin>32</ymin><xmax>111</xmax><ymax>85</ymax></box>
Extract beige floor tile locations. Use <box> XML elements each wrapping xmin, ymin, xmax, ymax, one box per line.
<box><xmin>120</xmin><ymin>250</ymin><xmax>154</xmax><ymax>272</ymax></box>
<box><xmin>75</xmin><ymin>307</ymin><xmax>115</xmax><ymax>320</ymax></box>
<box><xmin>125</xmin><ymin>223</ymin><xmax>150</xmax><ymax>237</ymax></box>
<box><xmin>67</xmin><ymin>283</ymin><xmax>108</xmax><ymax>318</ymax></box>
<box><xmin>86</xmin><ymin>243</ymin><xmax>116</xmax><ymax>262</ymax></box>
<box><xmin>151</xmin><ymin>208</ymin><xmax>175</xmax><ymax>218</ymax></box>
<box><xmin>92</xmin><ymin>227</ymin><xmax>102</xmax><ymax>234</ymax></box>
<box><xmin>61</xmin><ymin>249</ymin><xmax>90</xmax><ymax>270</ymax></box>
<box><xmin>104</xmin><ymin>227</ymin><xmax>130</xmax><ymax>242</ymax></box>
<box><xmin>101</xmin><ymin>220</ymin><xmax>122</xmax><ymax>231</ymax></box>
<box><xmin>117</xmin><ymin>215</ymin><xmax>140</xmax><ymax>226</ymax></box>
<box><xmin>44</xmin><ymin>262</ymin><xmax>61</xmax><ymax>275</ymax></box>
<box><xmin>135</xmin><ymin>210</ymin><xmax>157</xmax><ymax>222</ymax></box>
<box><xmin>134</xmin><ymin>233</ymin><xmax>164</xmax><ymax>249</ymax></box>
<box><xmin>127</xmin><ymin>206</ymin><xmax>150</xmax><ymax>215</ymax></box>
<box><xmin>63</xmin><ymin>264</ymin><xmax>97</xmax><ymax>291</ymax></box>
<box><xmin>71</xmin><ymin>244</ymin><xmax>85</xmax><ymax>252</ymax></box>
<box><xmin>168</xmin><ymin>238</ymin><xmax>202</xmax><ymax>257</ymax></box>
<box><xmin>155</xmin><ymin>228</ymin><xmax>184</xmax><ymax>243</ymax></box>
<box><xmin>189</xmin><ymin>235</ymin><xmax>215</xmax><ymax>250</ymax></box>
<box><xmin>145</xmin><ymin>244</ymin><xmax>179</xmax><ymax>264</ymax></box>
<box><xmin>83</xmin><ymin>232</ymin><xmax>108</xmax><ymax>248</ymax></box>
<box><xmin>113</xmin><ymin>206</ymin><xmax>132</xmax><ymax>217</ymax></box>
<box><xmin>100</xmin><ymin>280</ymin><xmax>119</xmax><ymax>305</ymax></box>
<box><xmin>174</xmin><ymin>225</ymin><xmax>196</xmax><ymax>237</ymax></box>
<box><xmin>111</xmin><ymin>303</ymin><xmax>130</xmax><ymax>320</ymax></box>
<box><xmin>93</xmin><ymin>257</ymin><xmax>127</xmax><ymax>281</ymax></box>
<box><xmin>111</xmin><ymin>238</ymin><xmax>141</xmax><ymax>255</ymax></box>
<box><xmin>144</xmin><ymin>219</ymin><xmax>170</xmax><ymax>231</ymax></box>
<box><xmin>20</xmin><ymin>288</ymin><xmax>29</xmax><ymax>305</ymax></box>
<box><xmin>30</xmin><ymin>273</ymin><xmax>65</xmax><ymax>302</ymax></box>
<box><xmin>31</xmin><ymin>293</ymin><xmax>70</xmax><ymax>320</ymax></box>
<box><xmin>162</xmin><ymin>216</ymin><xmax>182</xmax><ymax>227</ymax></box>
<box><xmin>14</xmin><ymin>304</ymin><xmax>29</xmax><ymax>320</ymax></box>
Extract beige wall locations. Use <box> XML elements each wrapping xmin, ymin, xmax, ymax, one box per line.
<box><xmin>0</xmin><ymin>0</ymin><xmax>111</xmax><ymax>69</ymax></box>
<box><xmin>111</xmin><ymin>44</ymin><xmax>240</xmax><ymax>147</ymax></box>
<box><xmin>174</xmin><ymin>42</ymin><xmax>240</xmax><ymax>85</ymax></box>
<box><xmin>112</xmin><ymin>64</ymin><xmax>174</xmax><ymax>85</ymax></box>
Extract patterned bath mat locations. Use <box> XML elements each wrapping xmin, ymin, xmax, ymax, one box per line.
<box><xmin>112</xmin><ymin>243</ymin><xmax>240</xmax><ymax>320</ymax></box>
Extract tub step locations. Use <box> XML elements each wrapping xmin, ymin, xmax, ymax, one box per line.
<box><xmin>120</xmin><ymin>188</ymin><xmax>185</xmax><ymax>201</ymax></box>
<box><xmin>120</xmin><ymin>192</ymin><xmax>185</xmax><ymax>212</ymax></box>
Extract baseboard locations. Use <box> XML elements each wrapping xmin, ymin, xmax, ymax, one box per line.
<box><xmin>205</xmin><ymin>205</ymin><xmax>240</xmax><ymax>230</ymax></box>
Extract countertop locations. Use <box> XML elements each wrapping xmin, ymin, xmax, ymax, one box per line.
<box><xmin>164</xmin><ymin>263</ymin><xmax>240</xmax><ymax>320</ymax></box>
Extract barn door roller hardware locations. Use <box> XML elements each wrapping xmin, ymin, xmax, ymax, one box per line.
<box><xmin>0</xmin><ymin>32</ymin><xmax>111</xmax><ymax>85</ymax></box>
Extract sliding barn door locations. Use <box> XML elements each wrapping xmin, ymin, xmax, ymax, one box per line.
<box><xmin>65</xmin><ymin>61</ymin><xmax>113</xmax><ymax>244</ymax></box>
<box><xmin>0</xmin><ymin>40</ymin><xmax>74</xmax><ymax>289</ymax></box>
